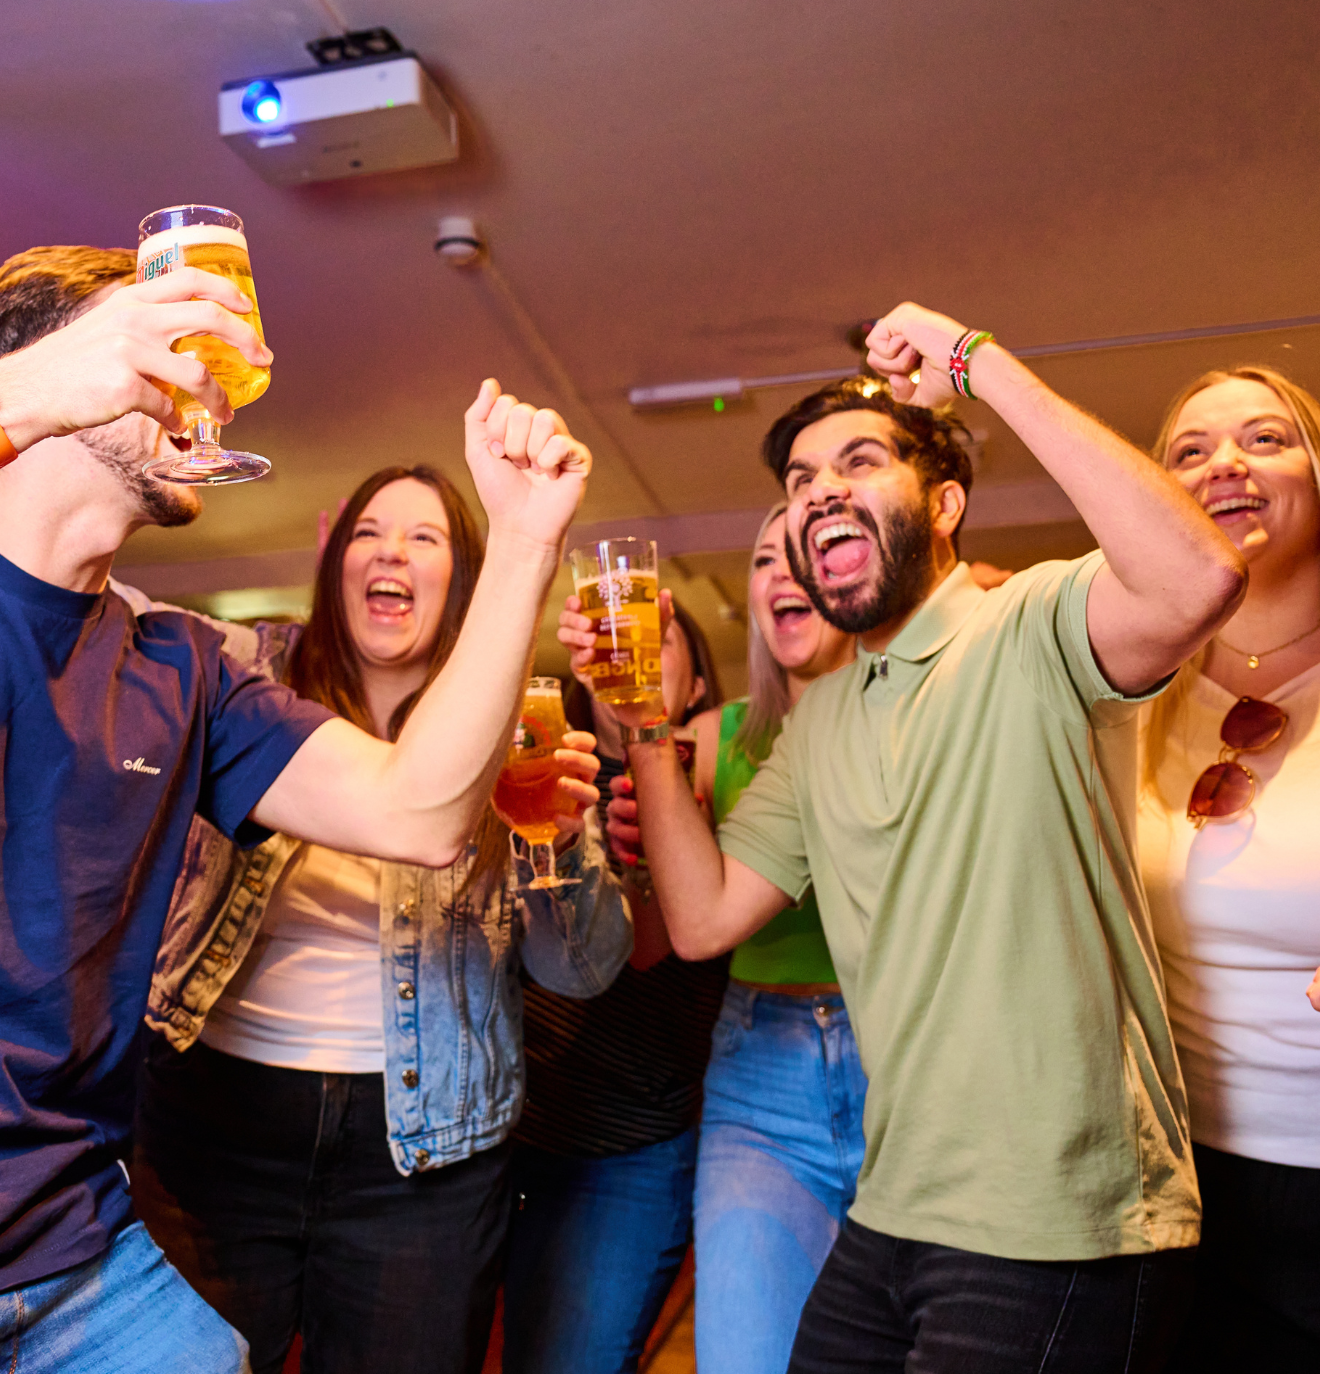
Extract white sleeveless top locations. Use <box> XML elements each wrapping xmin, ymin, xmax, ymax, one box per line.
<box><xmin>1138</xmin><ymin>662</ymin><xmax>1320</xmax><ymax>1167</ymax></box>
<box><xmin>201</xmin><ymin>843</ymin><xmax>385</xmax><ymax>1074</ymax></box>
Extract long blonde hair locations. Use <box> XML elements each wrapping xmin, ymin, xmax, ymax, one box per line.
<box><xmin>1142</xmin><ymin>365</ymin><xmax>1320</xmax><ymax>797</ymax></box>
<box><xmin>733</xmin><ymin>503</ymin><xmax>793</xmax><ymax>763</ymax></box>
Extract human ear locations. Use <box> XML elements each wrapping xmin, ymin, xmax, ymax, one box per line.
<box><xmin>931</xmin><ymin>481</ymin><xmax>967</xmax><ymax>540</ymax></box>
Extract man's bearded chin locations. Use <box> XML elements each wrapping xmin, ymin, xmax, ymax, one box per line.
<box><xmin>78</xmin><ymin>425</ymin><xmax>201</xmax><ymax>529</ymax></box>
<box><xmin>786</xmin><ymin>498</ymin><xmax>934</xmax><ymax>635</ymax></box>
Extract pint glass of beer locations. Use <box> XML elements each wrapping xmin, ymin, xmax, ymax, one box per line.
<box><xmin>492</xmin><ymin>678</ymin><xmax>581</xmax><ymax>890</ymax></box>
<box><xmin>568</xmin><ymin>538</ymin><xmax>663</xmax><ymax>711</ymax></box>
<box><xmin>136</xmin><ymin>204</ymin><xmax>271</xmax><ymax>484</ymax></box>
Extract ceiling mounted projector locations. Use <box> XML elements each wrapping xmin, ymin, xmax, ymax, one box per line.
<box><xmin>219</xmin><ymin>47</ymin><xmax>458</xmax><ymax>185</ymax></box>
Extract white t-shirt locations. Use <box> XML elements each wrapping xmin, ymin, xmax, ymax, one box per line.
<box><xmin>201</xmin><ymin>843</ymin><xmax>385</xmax><ymax>1074</ymax></box>
<box><xmin>1139</xmin><ymin>661</ymin><xmax>1320</xmax><ymax>1167</ymax></box>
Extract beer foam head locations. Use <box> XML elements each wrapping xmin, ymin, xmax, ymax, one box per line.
<box><xmin>137</xmin><ymin>222</ymin><xmax>248</xmax><ymax>262</ymax></box>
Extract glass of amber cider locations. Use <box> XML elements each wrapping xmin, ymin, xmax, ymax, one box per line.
<box><xmin>492</xmin><ymin>678</ymin><xmax>581</xmax><ymax>890</ymax></box>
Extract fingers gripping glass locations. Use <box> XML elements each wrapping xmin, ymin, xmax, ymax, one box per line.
<box><xmin>492</xmin><ymin>678</ymin><xmax>582</xmax><ymax>890</ymax></box>
<box><xmin>1187</xmin><ymin>696</ymin><xmax>1287</xmax><ymax>828</ymax></box>
<box><xmin>568</xmin><ymin>538</ymin><xmax>663</xmax><ymax>708</ymax></box>
<box><xmin>136</xmin><ymin>204</ymin><xmax>271</xmax><ymax>484</ymax></box>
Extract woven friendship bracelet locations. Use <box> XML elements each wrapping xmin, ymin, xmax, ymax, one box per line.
<box><xmin>948</xmin><ymin>329</ymin><xmax>995</xmax><ymax>401</ymax></box>
<box><xmin>0</xmin><ymin>423</ymin><xmax>17</xmax><ymax>469</ymax></box>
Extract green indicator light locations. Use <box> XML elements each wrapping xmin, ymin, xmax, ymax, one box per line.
<box><xmin>386</xmin><ymin>99</ymin><xmax>395</xmax><ymax>108</ymax></box>
<box><xmin>712</xmin><ymin>396</ymin><xmax>725</xmax><ymax>413</ymax></box>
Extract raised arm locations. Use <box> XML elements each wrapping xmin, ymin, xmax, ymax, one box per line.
<box><xmin>867</xmin><ymin>304</ymin><xmax>1247</xmax><ymax>694</ymax></box>
<box><xmin>0</xmin><ymin>268</ymin><xmax>269</xmax><ymax>450</ymax></box>
<box><xmin>252</xmin><ymin>381</ymin><xmax>591</xmax><ymax>864</ymax></box>
<box><xmin>616</xmin><ymin>739</ymin><xmax>789</xmax><ymax>959</ymax></box>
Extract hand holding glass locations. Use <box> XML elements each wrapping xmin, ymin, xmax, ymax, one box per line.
<box><xmin>136</xmin><ymin>204</ymin><xmax>271</xmax><ymax>484</ymax></box>
<box><xmin>568</xmin><ymin>538</ymin><xmax>663</xmax><ymax>715</ymax></box>
<box><xmin>492</xmin><ymin>678</ymin><xmax>582</xmax><ymax>890</ymax></box>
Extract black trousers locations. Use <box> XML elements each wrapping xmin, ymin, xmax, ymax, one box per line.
<box><xmin>1165</xmin><ymin>1142</ymin><xmax>1320</xmax><ymax>1372</ymax></box>
<box><xmin>132</xmin><ymin>1037</ymin><xmax>511</xmax><ymax>1374</ymax></box>
<box><xmin>786</xmin><ymin>1217</ymin><xmax>1195</xmax><ymax>1374</ymax></box>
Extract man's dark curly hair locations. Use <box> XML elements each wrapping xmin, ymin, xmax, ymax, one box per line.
<box><xmin>0</xmin><ymin>245</ymin><xmax>136</xmax><ymax>358</ymax></box>
<box><xmin>762</xmin><ymin>377</ymin><xmax>975</xmax><ymax>551</ymax></box>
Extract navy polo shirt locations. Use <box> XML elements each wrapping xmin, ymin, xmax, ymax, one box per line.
<box><xmin>0</xmin><ymin>552</ymin><xmax>332</xmax><ymax>1290</ymax></box>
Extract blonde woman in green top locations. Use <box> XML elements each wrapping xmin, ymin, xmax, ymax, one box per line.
<box><xmin>604</xmin><ymin>503</ymin><xmax>859</xmax><ymax>1374</ymax></box>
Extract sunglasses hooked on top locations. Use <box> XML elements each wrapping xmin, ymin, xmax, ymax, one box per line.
<box><xmin>1187</xmin><ymin>696</ymin><xmax>1287</xmax><ymax>829</ymax></box>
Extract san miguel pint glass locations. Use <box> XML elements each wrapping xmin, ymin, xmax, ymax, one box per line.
<box><xmin>568</xmin><ymin>538</ymin><xmax>663</xmax><ymax>709</ymax></box>
<box><xmin>492</xmin><ymin>678</ymin><xmax>579</xmax><ymax>890</ymax></box>
<box><xmin>136</xmin><ymin>204</ymin><xmax>271</xmax><ymax>484</ymax></box>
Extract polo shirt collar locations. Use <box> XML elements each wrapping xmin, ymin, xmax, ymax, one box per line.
<box><xmin>859</xmin><ymin>562</ymin><xmax>985</xmax><ymax>678</ymax></box>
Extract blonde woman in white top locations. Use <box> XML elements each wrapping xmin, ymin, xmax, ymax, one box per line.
<box><xmin>1139</xmin><ymin>364</ymin><xmax>1320</xmax><ymax>1370</ymax></box>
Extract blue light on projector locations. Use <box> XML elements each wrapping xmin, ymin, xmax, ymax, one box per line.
<box><xmin>241</xmin><ymin>81</ymin><xmax>282</xmax><ymax>125</ymax></box>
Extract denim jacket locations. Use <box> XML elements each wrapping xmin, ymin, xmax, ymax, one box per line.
<box><xmin>111</xmin><ymin>582</ymin><xmax>632</xmax><ymax>1175</ymax></box>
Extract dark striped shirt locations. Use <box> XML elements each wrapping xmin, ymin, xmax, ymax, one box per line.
<box><xmin>517</xmin><ymin>952</ymin><xmax>729</xmax><ymax>1157</ymax></box>
<box><xmin>517</xmin><ymin>749</ymin><xmax>728</xmax><ymax>1156</ymax></box>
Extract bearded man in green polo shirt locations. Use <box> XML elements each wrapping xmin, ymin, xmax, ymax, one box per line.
<box><xmin>561</xmin><ymin>301</ymin><xmax>1247</xmax><ymax>1372</ymax></box>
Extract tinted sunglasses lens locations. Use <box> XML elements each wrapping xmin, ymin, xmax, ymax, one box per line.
<box><xmin>1188</xmin><ymin>760</ymin><xmax>1255</xmax><ymax>823</ymax></box>
<box><xmin>1221</xmin><ymin>697</ymin><xmax>1286</xmax><ymax>752</ymax></box>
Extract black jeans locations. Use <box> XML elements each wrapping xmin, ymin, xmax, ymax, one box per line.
<box><xmin>787</xmin><ymin>1218</ymin><xmax>1195</xmax><ymax>1374</ymax></box>
<box><xmin>1166</xmin><ymin>1142</ymin><xmax>1320</xmax><ymax>1372</ymax></box>
<box><xmin>132</xmin><ymin>1038</ymin><xmax>511</xmax><ymax>1374</ymax></box>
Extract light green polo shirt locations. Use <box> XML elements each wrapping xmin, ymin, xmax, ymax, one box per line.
<box><xmin>718</xmin><ymin>553</ymin><xmax>1200</xmax><ymax>1261</ymax></box>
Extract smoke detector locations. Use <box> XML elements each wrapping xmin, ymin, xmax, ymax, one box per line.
<box><xmin>434</xmin><ymin>216</ymin><xmax>484</xmax><ymax>266</ymax></box>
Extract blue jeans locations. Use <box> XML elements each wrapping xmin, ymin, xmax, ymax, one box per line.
<box><xmin>695</xmin><ymin>985</ymin><xmax>867</xmax><ymax>1374</ymax></box>
<box><xmin>503</xmin><ymin>1127</ymin><xmax>697</xmax><ymax>1374</ymax></box>
<box><xmin>788</xmin><ymin>1218</ymin><xmax>1197</xmax><ymax>1373</ymax></box>
<box><xmin>0</xmin><ymin>1221</ymin><xmax>249</xmax><ymax>1374</ymax></box>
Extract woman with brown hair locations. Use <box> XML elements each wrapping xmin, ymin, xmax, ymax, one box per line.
<box><xmin>1139</xmin><ymin>366</ymin><xmax>1320</xmax><ymax>1367</ymax></box>
<box><xmin>125</xmin><ymin>466</ymin><xmax>632</xmax><ymax>1374</ymax></box>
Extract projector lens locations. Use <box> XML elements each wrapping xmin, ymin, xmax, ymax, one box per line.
<box><xmin>241</xmin><ymin>81</ymin><xmax>282</xmax><ymax>124</ymax></box>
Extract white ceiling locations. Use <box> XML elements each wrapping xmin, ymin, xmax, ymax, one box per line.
<box><xmin>7</xmin><ymin>0</ymin><xmax>1320</xmax><ymax>683</ymax></box>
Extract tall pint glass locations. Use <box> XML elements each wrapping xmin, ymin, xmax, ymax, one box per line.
<box><xmin>568</xmin><ymin>538</ymin><xmax>663</xmax><ymax>710</ymax></box>
<box><xmin>136</xmin><ymin>204</ymin><xmax>271</xmax><ymax>484</ymax></box>
<box><xmin>492</xmin><ymin>678</ymin><xmax>580</xmax><ymax>890</ymax></box>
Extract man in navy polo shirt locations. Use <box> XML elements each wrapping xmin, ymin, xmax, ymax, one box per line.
<box><xmin>0</xmin><ymin>246</ymin><xmax>592</xmax><ymax>1371</ymax></box>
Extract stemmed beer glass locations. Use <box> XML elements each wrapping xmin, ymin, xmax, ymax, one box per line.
<box><xmin>492</xmin><ymin>678</ymin><xmax>581</xmax><ymax>890</ymax></box>
<box><xmin>136</xmin><ymin>204</ymin><xmax>271</xmax><ymax>484</ymax></box>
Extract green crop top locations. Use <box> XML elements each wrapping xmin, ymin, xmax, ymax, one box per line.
<box><xmin>711</xmin><ymin>699</ymin><xmax>837</xmax><ymax>985</ymax></box>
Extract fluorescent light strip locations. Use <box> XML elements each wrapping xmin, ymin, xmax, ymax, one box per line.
<box><xmin>629</xmin><ymin>314</ymin><xmax>1320</xmax><ymax>408</ymax></box>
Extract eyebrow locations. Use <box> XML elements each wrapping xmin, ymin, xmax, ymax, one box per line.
<box><xmin>353</xmin><ymin>517</ymin><xmax>448</xmax><ymax>534</ymax></box>
<box><xmin>838</xmin><ymin>434</ymin><xmax>892</xmax><ymax>457</ymax></box>
<box><xmin>784</xmin><ymin>433</ymin><xmax>892</xmax><ymax>481</ymax></box>
<box><xmin>1172</xmin><ymin>413</ymin><xmax>1294</xmax><ymax>442</ymax></box>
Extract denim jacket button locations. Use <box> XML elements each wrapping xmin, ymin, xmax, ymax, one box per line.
<box><xmin>397</xmin><ymin>981</ymin><xmax>415</xmax><ymax>1000</ymax></box>
<box><xmin>401</xmin><ymin>1069</ymin><xmax>419</xmax><ymax>1088</ymax></box>
<box><xmin>414</xmin><ymin>1149</ymin><xmax>431</xmax><ymax>1168</ymax></box>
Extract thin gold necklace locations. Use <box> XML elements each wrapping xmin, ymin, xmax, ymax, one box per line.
<box><xmin>1217</xmin><ymin>613</ymin><xmax>1320</xmax><ymax>669</ymax></box>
